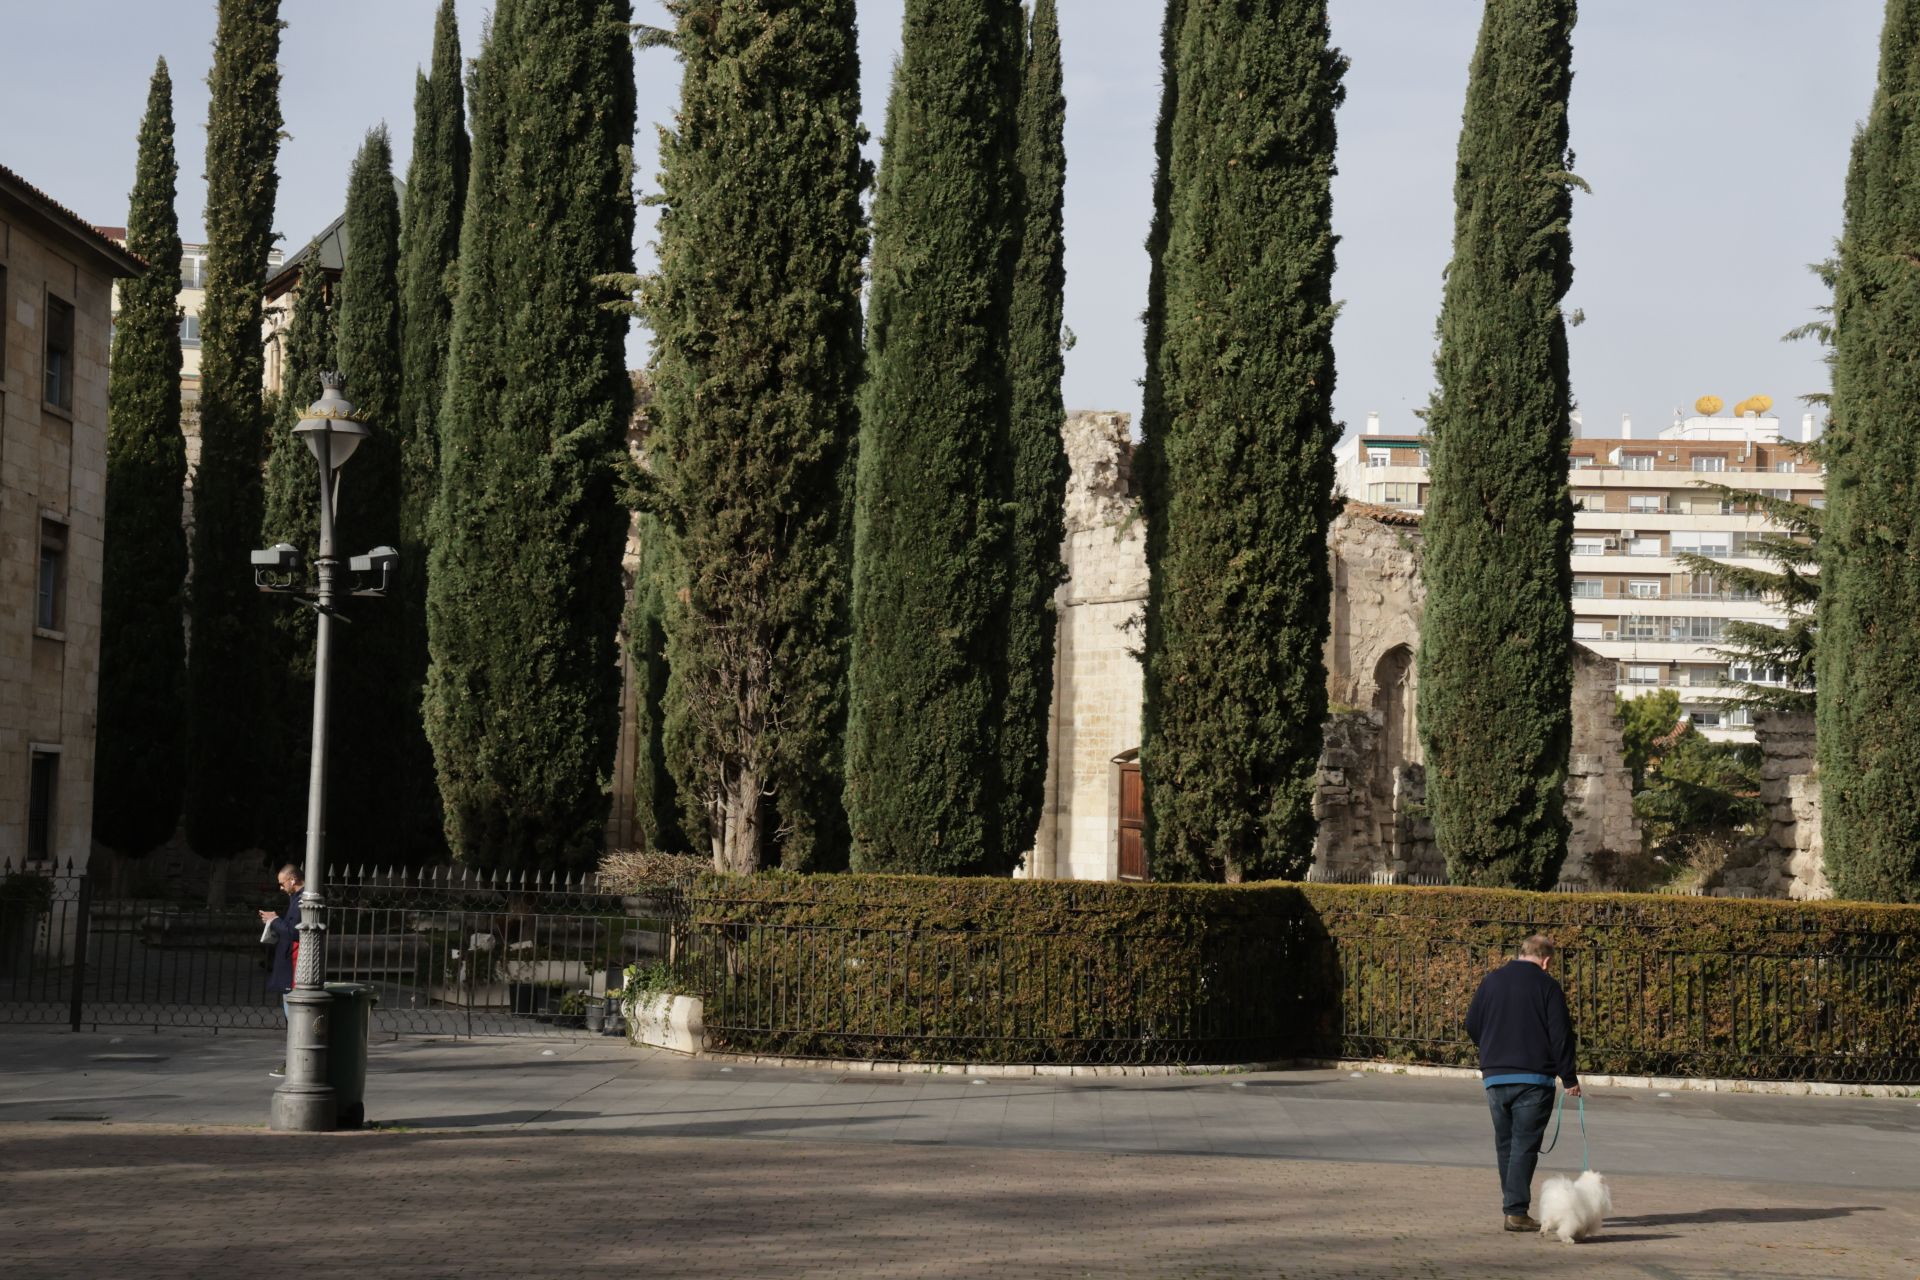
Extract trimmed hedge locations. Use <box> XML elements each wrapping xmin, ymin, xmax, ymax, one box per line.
<box><xmin>677</xmin><ymin>874</ymin><xmax>1920</xmax><ymax>1082</ymax></box>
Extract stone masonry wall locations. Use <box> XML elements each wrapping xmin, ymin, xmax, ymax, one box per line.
<box><xmin>1719</xmin><ymin>711</ymin><xmax>1828</xmax><ymax>899</ymax></box>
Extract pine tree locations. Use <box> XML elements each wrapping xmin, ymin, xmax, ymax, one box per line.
<box><xmin>395</xmin><ymin>0</ymin><xmax>468</xmax><ymax>860</ymax></box>
<box><xmin>1417</xmin><ymin>0</ymin><xmax>1580</xmax><ymax>890</ymax></box>
<box><xmin>1138</xmin><ymin>0</ymin><xmax>1346</xmax><ymax>883</ymax></box>
<box><xmin>1819</xmin><ymin>0</ymin><xmax>1920</xmax><ymax>903</ymax></box>
<box><xmin>644</xmin><ymin>0</ymin><xmax>867</xmax><ymax>873</ymax></box>
<box><xmin>1001</xmin><ymin>0</ymin><xmax>1071</xmax><ymax>863</ymax></box>
<box><xmin>184</xmin><ymin>0</ymin><xmax>283</xmax><ymax>859</ymax></box>
<box><xmin>331</xmin><ymin>128</ymin><xmax>410</xmax><ymax>862</ymax></box>
<box><xmin>95</xmin><ymin>59</ymin><xmax>188</xmax><ymax>858</ymax></box>
<box><xmin>258</xmin><ymin>266</ymin><xmax>334</xmax><ymax>859</ymax></box>
<box><xmin>845</xmin><ymin>0</ymin><xmax>1025</xmax><ymax>876</ymax></box>
<box><xmin>424</xmin><ymin>0</ymin><xmax>638</xmax><ymax>869</ymax></box>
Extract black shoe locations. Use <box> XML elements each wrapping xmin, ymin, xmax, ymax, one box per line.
<box><xmin>1504</xmin><ymin>1214</ymin><xmax>1539</xmax><ymax>1233</ymax></box>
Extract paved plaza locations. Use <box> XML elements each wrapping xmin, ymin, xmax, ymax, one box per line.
<box><xmin>1</xmin><ymin>1030</ymin><xmax>1916</xmax><ymax>1278</ymax></box>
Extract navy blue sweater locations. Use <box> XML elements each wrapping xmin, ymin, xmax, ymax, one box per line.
<box><xmin>1464</xmin><ymin>959</ymin><xmax>1578</xmax><ymax>1088</ymax></box>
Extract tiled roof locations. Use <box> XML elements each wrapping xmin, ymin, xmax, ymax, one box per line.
<box><xmin>1340</xmin><ymin>499</ymin><xmax>1423</xmax><ymax>527</ymax></box>
<box><xmin>0</xmin><ymin>162</ymin><xmax>144</xmax><ymax>275</ymax></box>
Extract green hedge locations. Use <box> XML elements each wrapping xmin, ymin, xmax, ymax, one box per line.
<box><xmin>676</xmin><ymin>874</ymin><xmax>1920</xmax><ymax>1082</ymax></box>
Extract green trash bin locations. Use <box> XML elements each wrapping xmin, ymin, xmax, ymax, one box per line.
<box><xmin>323</xmin><ymin>982</ymin><xmax>379</xmax><ymax>1129</ymax></box>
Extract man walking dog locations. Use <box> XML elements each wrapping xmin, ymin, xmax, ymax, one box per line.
<box><xmin>1466</xmin><ymin>934</ymin><xmax>1580</xmax><ymax>1232</ymax></box>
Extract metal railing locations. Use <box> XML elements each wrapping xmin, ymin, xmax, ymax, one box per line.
<box><xmin>0</xmin><ymin>862</ymin><xmax>683</xmax><ymax>1039</ymax></box>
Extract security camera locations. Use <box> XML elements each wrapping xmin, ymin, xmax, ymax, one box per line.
<box><xmin>349</xmin><ymin>546</ymin><xmax>399</xmax><ymax>574</ymax></box>
<box><xmin>250</xmin><ymin>543</ymin><xmax>302</xmax><ymax>573</ymax></box>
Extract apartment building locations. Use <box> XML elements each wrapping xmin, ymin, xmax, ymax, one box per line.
<box><xmin>1337</xmin><ymin>408</ymin><xmax>1824</xmax><ymax>743</ymax></box>
<box><xmin>2</xmin><ymin>164</ymin><xmax>142</xmax><ymax>864</ymax></box>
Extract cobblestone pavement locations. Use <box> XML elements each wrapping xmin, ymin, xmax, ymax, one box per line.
<box><xmin>2</xmin><ymin>1122</ymin><xmax>1915</xmax><ymax>1279</ymax></box>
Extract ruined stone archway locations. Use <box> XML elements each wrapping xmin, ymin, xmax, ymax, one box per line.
<box><xmin>1371</xmin><ymin>644</ymin><xmax>1419</xmax><ymax>772</ymax></box>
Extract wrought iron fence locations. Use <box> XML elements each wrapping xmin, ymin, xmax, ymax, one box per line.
<box><xmin>0</xmin><ymin>861</ymin><xmax>684</xmax><ymax>1039</ymax></box>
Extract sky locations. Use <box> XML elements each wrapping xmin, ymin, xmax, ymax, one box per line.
<box><xmin>0</xmin><ymin>1</ymin><xmax>1883</xmax><ymax>441</ymax></box>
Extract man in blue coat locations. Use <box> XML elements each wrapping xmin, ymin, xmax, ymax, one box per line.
<box><xmin>1465</xmin><ymin>933</ymin><xmax>1581</xmax><ymax>1232</ymax></box>
<box><xmin>258</xmin><ymin>865</ymin><xmax>302</xmax><ymax>1077</ymax></box>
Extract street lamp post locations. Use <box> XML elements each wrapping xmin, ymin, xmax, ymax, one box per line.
<box><xmin>254</xmin><ymin>372</ymin><xmax>393</xmax><ymax>1133</ymax></box>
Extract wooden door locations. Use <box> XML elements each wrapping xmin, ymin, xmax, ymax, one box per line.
<box><xmin>1117</xmin><ymin>762</ymin><xmax>1147</xmax><ymax>881</ymax></box>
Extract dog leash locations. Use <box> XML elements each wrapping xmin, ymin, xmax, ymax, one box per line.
<box><xmin>1536</xmin><ymin>1090</ymin><xmax>1589</xmax><ymax>1170</ymax></box>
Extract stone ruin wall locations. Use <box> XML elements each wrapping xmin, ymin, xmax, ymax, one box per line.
<box><xmin>1718</xmin><ymin>711</ymin><xmax>1829</xmax><ymax>899</ymax></box>
<box><xmin>1040</xmin><ymin>416</ymin><xmax>1644</xmax><ymax>886</ymax></box>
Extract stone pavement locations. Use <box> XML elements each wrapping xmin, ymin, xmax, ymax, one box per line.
<box><xmin>1</xmin><ymin>1030</ymin><xmax>1917</xmax><ymax>1278</ymax></box>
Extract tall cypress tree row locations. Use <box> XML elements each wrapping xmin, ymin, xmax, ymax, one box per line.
<box><xmin>1000</xmin><ymin>0</ymin><xmax>1071</xmax><ymax>862</ymax></box>
<box><xmin>185</xmin><ymin>0</ymin><xmax>283</xmax><ymax>859</ymax></box>
<box><xmin>1819</xmin><ymin>0</ymin><xmax>1920</xmax><ymax>903</ymax></box>
<box><xmin>258</xmin><ymin>266</ymin><xmax>334</xmax><ymax>858</ymax></box>
<box><xmin>1417</xmin><ymin>0</ymin><xmax>1580</xmax><ymax>890</ymax></box>
<box><xmin>425</xmin><ymin>0</ymin><xmax>638</xmax><ymax>869</ymax></box>
<box><xmin>1138</xmin><ymin>0</ymin><xmax>1345</xmax><ymax>883</ymax></box>
<box><xmin>845</xmin><ymin>0</ymin><xmax>1025</xmax><ymax>876</ymax></box>
<box><xmin>331</xmin><ymin>128</ymin><xmax>410</xmax><ymax>862</ymax></box>
<box><xmin>394</xmin><ymin>0</ymin><xmax>468</xmax><ymax>860</ymax></box>
<box><xmin>95</xmin><ymin>59</ymin><xmax>188</xmax><ymax>858</ymax></box>
<box><xmin>645</xmin><ymin>0</ymin><xmax>868</xmax><ymax>873</ymax></box>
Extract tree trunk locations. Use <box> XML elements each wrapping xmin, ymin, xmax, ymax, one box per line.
<box><xmin>714</xmin><ymin>767</ymin><xmax>763</xmax><ymax>875</ymax></box>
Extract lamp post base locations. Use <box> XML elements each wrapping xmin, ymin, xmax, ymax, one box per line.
<box><xmin>269</xmin><ymin>986</ymin><xmax>338</xmax><ymax>1132</ymax></box>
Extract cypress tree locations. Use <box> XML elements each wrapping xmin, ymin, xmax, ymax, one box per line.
<box><xmin>331</xmin><ymin>128</ymin><xmax>410</xmax><ymax>862</ymax></box>
<box><xmin>645</xmin><ymin>0</ymin><xmax>866</xmax><ymax>873</ymax></box>
<box><xmin>394</xmin><ymin>0</ymin><xmax>468</xmax><ymax>860</ymax></box>
<box><xmin>184</xmin><ymin>0</ymin><xmax>283</xmax><ymax>859</ymax></box>
<box><xmin>1138</xmin><ymin>0</ymin><xmax>1346</xmax><ymax>883</ymax></box>
<box><xmin>95</xmin><ymin>59</ymin><xmax>188</xmax><ymax>857</ymax></box>
<box><xmin>258</xmin><ymin>265</ymin><xmax>334</xmax><ymax>859</ymax></box>
<box><xmin>1417</xmin><ymin>0</ymin><xmax>1580</xmax><ymax>890</ymax></box>
<box><xmin>424</xmin><ymin>0</ymin><xmax>638</xmax><ymax>869</ymax></box>
<box><xmin>844</xmin><ymin>0</ymin><xmax>1025</xmax><ymax>876</ymax></box>
<box><xmin>1819</xmin><ymin>0</ymin><xmax>1920</xmax><ymax>903</ymax></box>
<box><xmin>627</xmin><ymin>516</ymin><xmax>692</xmax><ymax>854</ymax></box>
<box><xmin>1000</xmin><ymin>0</ymin><xmax>1071</xmax><ymax>862</ymax></box>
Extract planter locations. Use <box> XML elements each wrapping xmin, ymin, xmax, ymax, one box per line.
<box><xmin>628</xmin><ymin>992</ymin><xmax>704</xmax><ymax>1054</ymax></box>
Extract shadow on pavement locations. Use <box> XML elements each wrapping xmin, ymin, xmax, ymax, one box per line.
<box><xmin>1611</xmin><ymin>1205</ymin><xmax>1883</xmax><ymax>1226</ymax></box>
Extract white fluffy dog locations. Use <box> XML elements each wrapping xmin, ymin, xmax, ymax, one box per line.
<box><xmin>1536</xmin><ymin>1170</ymin><xmax>1610</xmax><ymax>1243</ymax></box>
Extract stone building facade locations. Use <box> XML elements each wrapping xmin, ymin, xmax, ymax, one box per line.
<box><xmin>1027</xmin><ymin>412</ymin><xmax>1641</xmax><ymax>885</ymax></box>
<box><xmin>1718</xmin><ymin>710</ymin><xmax>1828</xmax><ymax>899</ymax></box>
<box><xmin>2</xmin><ymin>165</ymin><xmax>141</xmax><ymax>866</ymax></box>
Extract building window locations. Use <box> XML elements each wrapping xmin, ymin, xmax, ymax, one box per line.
<box><xmin>38</xmin><ymin>520</ymin><xmax>67</xmax><ymax>633</ymax></box>
<box><xmin>1810</xmin><ymin>496</ymin><xmax>1827</xmax><ymax>509</ymax></box>
<box><xmin>1569</xmin><ymin>455</ymin><xmax>1593</xmax><ymax>469</ymax></box>
<box><xmin>181</xmin><ymin>313</ymin><xmax>201</xmax><ymax>347</ymax></box>
<box><xmin>1572</xmin><ymin>537</ymin><xmax>1607</xmax><ymax>557</ymax></box>
<box><xmin>1573</xmin><ymin>620</ymin><xmax>1603</xmax><ymax>640</ymax></box>
<box><xmin>1628</xmin><ymin>494</ymin><xmax>1663</xmax><ymax>513</ymax></box>
<box><xmin>1628</xmin><ymin>580</ymin><xmax>1661</xmax><ymax>599</ymax></box>
<box><xmin>1691</xmin><ymin>455</ymin><xmax>1727</xmax><ymax>473</ymax></box>
<box><xmin>1728</xmin><ymin>707</ymin><xmax>1753</xmax><ymax>728</ymax></box>
<box><xmin>180</xmin><ymin>252</ymin><xmax>206</xmax><ymax>290</ymax></box>
<box><xmin>28</xmin><ymin>751</ymin><xmax>58</xmax><ymax>860</ymax></box>
<box><xmin>1627</xmin><ymin>537</ymin><xmax>1661</xmax><ymax>557</ymax></box>
<box><xmin>1669</xmin><ymin>616</ymin><xmax>1724</xmax><ymax>643</ymax></box>
<box><xmin>1775</xmin><ymin>460</ymin><xmax>1796</xmax><ymax>473</ymax></box>
<box><xmin>1418</xmin><ymin>450</ymin><xmax>1431</xmax><ymax>469</ymax></box>
<box><xmin>1573</xmin><ymin>490</ymin><xmax>1605</xmax><ymax>511</ymax></box>
<box><xmin>45</xmin><ymin>294</ymin><xmax>76</xmax><ymax>411</ymax></box>
<box><xmin>1690</xmin><ymin>708</ymin><xmax>1723</xmax><ymax>729</ymax></box>
<box><xmin>1624</xmin><ymin>616</ymin><xmax>1660</xmax><ymax>641</ymax></box>
<box><xmin>1366</xmin><ymin>482</ymin><xmax>1419</xmax><ymax>506</ymax></box>
<box><xmin>1625</xmin><ymin>665</ymin><xmax>1661</xmax><ymax>685</ymax></box>
<box><xmin>1620</xmin><ymin>454</ymin><xmax>1654</xmax><ymax>471</ymax></box>
<box><xmin>1367</xmin><ymin>449</ymin><xmax>1391</xmax><ymax>468</ymax></box>
<box><xmin>1572</xmin><ymin>578</ymin><xmax>1604</xmax><ymax>598</ymax></box>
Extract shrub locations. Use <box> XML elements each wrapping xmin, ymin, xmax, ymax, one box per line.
<box><xmin>675</xmin><ymin>873</ymin><xmax>1920</xmax><ymax>1082</ymax></box>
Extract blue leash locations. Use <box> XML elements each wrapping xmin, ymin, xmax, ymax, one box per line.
<box><xmin>1536</xmin><ymin>1090</ymin><xmax>1589</xmax><ymax>1170</ymax></box>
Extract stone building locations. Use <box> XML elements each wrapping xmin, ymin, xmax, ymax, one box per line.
<box><xmin>1717</xmin><ymin>710</ymin><xmax>1828</xmax><ymax>899</ymax></box>
<box><xmin>2</xmin><ymin>164</ymin><xmax>142</xmax><ymax>865</ymax></box>
<box><xmin>1027</xmin><ymin>411</ymin><xmax>1641</xmax><ymax>885</ymax></box>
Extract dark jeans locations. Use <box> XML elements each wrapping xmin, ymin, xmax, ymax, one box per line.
<box><xmin>1486</xmin><ymin>1083</ymin><xmax>1556</xmax><ymax>1215</ymax></box>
